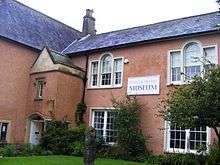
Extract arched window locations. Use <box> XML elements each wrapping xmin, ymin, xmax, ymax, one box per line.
<box><xmin>183</xmin><ymin>42</ymin><xmax>202</xmax><ymax>80</ymax></box>
<box><xmin>90</xmin><ymin>53</ymin><xmax>123</xmax><ymax>87</ymax></box>
<box><xmin>101</xmin><ymin>54</ymin><xmax>112</xmax><ymax>85</ymax></box>
<box><xmin>169</xmin><ymin>41</ymin><xmax>216</xmax><ymax>84</ymax></box>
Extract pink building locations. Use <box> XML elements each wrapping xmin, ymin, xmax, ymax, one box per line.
<box><xmin>0</xmin><ymin>0</ymin><xmax>219</xmax><ymax>154</ymax></box>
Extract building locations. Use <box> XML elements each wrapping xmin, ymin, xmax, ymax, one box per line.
<box><xmin>0</xmin><ymin>0</ymin><xmax>220</xmax><ymax>154</ymax></box>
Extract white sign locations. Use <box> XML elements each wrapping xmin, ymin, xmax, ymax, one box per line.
<box><xmin>127</xmin><ymin>75</ymin><xmax>160</xmax><ymax>95</ymax></box>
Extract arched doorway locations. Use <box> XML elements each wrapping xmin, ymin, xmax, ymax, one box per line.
<box><xmin>28</xmin><ymin>113</ymin><xmax>45</xmax><ymax>145</ymax></box>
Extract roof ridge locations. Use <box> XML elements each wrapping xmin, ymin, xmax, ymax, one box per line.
<box><xmin>92</xmin><ymin>11</ymin><xmax>219</xmax><ymax>37</ymax></box>
<box><xmin>13</xmin><ymin>0</ymin><xmax>83</xmax><ymax>35</ymax></box>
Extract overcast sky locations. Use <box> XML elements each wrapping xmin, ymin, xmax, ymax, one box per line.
<box><xmin>18</xmin><ymin>0</ymin><xmax>219</xmax><ymax>34</ymax></box>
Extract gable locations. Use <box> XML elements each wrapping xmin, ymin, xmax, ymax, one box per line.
<box><xmin>31</xmin><ymin>48</ymin><xmax>85</xmax><ymax>79</ymax></box>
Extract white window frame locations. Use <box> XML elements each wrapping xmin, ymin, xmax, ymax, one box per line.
<box><xmin>164</xmin><ymin>121</ymin><xmax>211</xmax><ymax>154</ymax></box>
<box><xmin>88</xmin><ymin>53</ymin><xmax>124</xmax><ymax>89</ymax></box>
<box><xmin>90</xmin><ymin>107</ymin><xmax>116</xmax><ymax>145</ymax></box>
<box><xmin>167</xmin><ymin>42</ymin><xmax>218</xmax><ymax>85</ymax></box>
<box><xmin>89</xmin><ymin>60</ymin><xmax>99</xmax><ymax>87</ymax></box>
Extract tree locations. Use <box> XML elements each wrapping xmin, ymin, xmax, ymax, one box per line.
<box><xmin>112</xmin><ymin>96</ymin><xmax>148</xmax><ymax>162</ymax></box>
<box><xmin>159</xmin><ymin>67</ymin><xmax>220</xmax><ymax>149</ymax></box>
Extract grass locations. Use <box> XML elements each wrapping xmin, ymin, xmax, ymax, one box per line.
<box><xmin>0</xmin><ymin>156</ymin><xmax>150</xmax><ymax>165</ymax></box>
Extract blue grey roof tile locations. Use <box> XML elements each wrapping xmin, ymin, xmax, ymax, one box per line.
<box><xmin>64</xmin><ymin>11</ymin><xmax>220</xmax><ymax>55</ymax></box>
<box><xmin>0</xmin><ymin>0</ymin><xmax>82</xmax><ymax>52</ymax></box>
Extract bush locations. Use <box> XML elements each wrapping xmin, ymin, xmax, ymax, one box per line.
<box><xmin>159</xmin><ymin>154</ymin><xmax>200</xmax><ymax>165</ymax></box>
<box><xmin>112</xmin><ymin>96</ymin><xmax>148</xmax><ymax>162</ymax></box>
<box><xmin>206</xmin><ymin>143</ymin><xmax>220</xmax><ymax>165</ymax></box>
<box><xmin>0</xmin><ymin>144</ymin><xmax>16</xmax><ymax>157</ymax></box>
<box><xmin>40</xmin><ymin>121</ymin><xmax>86</xmax><ymax>155</ymax></box>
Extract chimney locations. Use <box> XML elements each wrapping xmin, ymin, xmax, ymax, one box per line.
<box><xmin>82</xmin><ymin>9</ymin><xmax>96</xmax><ymax>36</ymax></box>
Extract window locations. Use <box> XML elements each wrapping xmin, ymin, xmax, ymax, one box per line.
<box><xmin>169</xmin><ymin>42</ymin><xmax>216</xmax><ymax>84</ymax></box>
<box><xmin>91</xmin><ymin>61</ymin><xmax>98</xmax><ymax>86</ymax></box>
<box><xmin>101</xmin><ymin>55</ymin><xmax>112</xmax><ymax>86</ymax></box>
<box><xmin>114</xmin><ymin>58</ymin><xmax>123</xmax><ymax>85</ymax></box>
<box><xmin>92</xmin><ymin>110</ymin><xmax>117</xmax><ymax>144</ymax></box>
<box><xmin>89</xmin><ymin>53</ymin><xmax>123</xmax><ymax>88</ymax></box>
<box><xmin>166</xmin><ymin>123</ymin><xmax>209</xmax><ymax>153</ymax></box>
<box><xmin>184</xmin><ymin>43</ymin><xmax>202</xmax><ymax>80</ymax></box>
<box><xmin>171</xmin><ymin>51</ymin><xmax>181</xmax><ymax>82</ymax></box>
<box><xmin>36</xmin><ymin>79</ymin><xmax>44</xmax><ymax>99</ymax></box>
<box><xmin>0</xmin><ymin>122</ymin><xmax>8</xmax><ymax>142</ymax></box>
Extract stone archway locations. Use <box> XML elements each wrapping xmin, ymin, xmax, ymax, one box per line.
<box><xmin>28</xmin><ymin>113</ymin><xmax>45</xmax><ymax>145</ymax></box>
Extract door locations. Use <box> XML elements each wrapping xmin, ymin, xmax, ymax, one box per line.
<box><xmin>29</xmin><ymin>121</ymin><xmax>43</xmax><ymax>145</ymax></box>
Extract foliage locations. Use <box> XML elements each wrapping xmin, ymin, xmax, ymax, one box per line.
<box><xmin>40</xmin><ymin>121</ymin><xmax>85</xmax><ymax>155</ymax></box>
<box><xmin>159</xmin><ymin>67</ymin><xmax>220</xmax><ymax>149</ymax></box>
<box><xmin>0</xmin><ymin>144</ymin><xmax>16</xmax><ymax>157</ymax></box>
<box><xmin>75</xmin><ymin>102</ymin><xmax>87</xmax><ymax>126</ymax></box>
<box><xmin>206</xmin><ymin>143</ymin><xmax>220</xmax><ymax>165</ymax></box>
<box><xmin>0</xmin><ymin>144</ymin><xmax>46</xmax><ymax>157</ymax></box>
<box><xmin>159</xmin><ymin>154</ymin><xmax>200</xmax><ymax>165</ymax></box>
<box><xmin>112</xmin><ymin>96</ymin><xmax>148</xmax><ymax>162</ymax></box>
<box><xmin>0</xmin><ymin>156</ymin><xmax>147</xmax><ymax>165</ymax></box>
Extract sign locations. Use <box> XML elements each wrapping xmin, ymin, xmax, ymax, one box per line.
<box><xmin>127</xmin><ymin>75</ymin><xmax>160</xmax><ymax>95</ymax></box>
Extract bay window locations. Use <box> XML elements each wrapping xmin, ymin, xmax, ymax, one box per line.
<box><xmin>169</xmin><ymin>42</ymin><xmax>217</xmax><ymax>84</ymax></box>
<box><xmin>89</xmin><ymin>53</ymin><xmax>123</xmax><ymax>88</ymax></box>
<box><xmin>92</xmin><ymin>110</ymin><xmax>117</xmax><ymax>144</ymax></box>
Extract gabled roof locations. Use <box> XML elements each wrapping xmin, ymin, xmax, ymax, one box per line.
<box><xmin>0</xmin><ymin>0</ymin><xmax>83</xmax><ymax>52</ymax></box>
<box><xmin>64</xmin><ymin>11</ymin><xmax>220</xmax><ymax>55</ymax></box>
<box><xmin>47</xmin><ymin>48</ymin><xmax>84</xmax><ymax>71</ymax></box>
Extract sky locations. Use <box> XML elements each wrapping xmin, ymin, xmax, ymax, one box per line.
<box><xmin>18</xmin><ymin>0</ymin><xmax>219</xmax><ymax>34</ymax></box>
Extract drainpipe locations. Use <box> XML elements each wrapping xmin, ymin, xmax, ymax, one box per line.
<box><xmin>82</xmin><ymin>55</ymin><xmax>89</xmax><ymax>103</ymax></box>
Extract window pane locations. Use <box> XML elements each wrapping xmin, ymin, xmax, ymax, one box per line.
<box><xmin>114</xmin><ymin>59</ymin><xmax>122</xmax><ymax>72</ymax></box>
<box><xmin>101</xmin><ymin>73</ymin><xmax>111</xmax><ymax>85</ymax></box>
<box><xmin>171</xmin><ymin>51</ymin><xmax>181</xmax><ymax>67</ymax></box>
<box><xmin>106</xmin><ymin>112</ymin><xmax>116</xmax><ymax>143</ymax></box>
<box><xmin>171</xmin><ymin>51</ymin><xmax>181</xmax><ymax>82</ymax></box>
<box><xmin>185</xmin><ymin>66</ymin><xmax>201</xmax><ymax>80</ymax></box>
<box><xmin>184</xmin><ymin>43</ymin><xmax>201</xmax><ymax>67</ymax></box>
<box><xmin>169</xmin><ymin>124</ymin><xmax>186</xmax><ymax>150</ymax></box>
<box><xmin>172</xmin><ymin>67</ymin><xmax>181</xmax><ymax>81</ymax></box>
<box><xmin>93</xmin><ymin>111</ymin><xmax>105</xmax><ymax>138</ymax></box>
<box><xmin>101</xmin><ymin>55</ymin><xmax>112</xmax><ymax>73</ymax></box>
<box><xmin>189</xmin><ymin>127</ymin><xmax>207</xmax><ymax>150</ymax></box>
<box><xmin>0</xmin><ymin>123</ymin><xmax>8</xmax><ymax>141</ymax></box>
<box><xmin>204</xmin><ymin>47</ymin><xmax>216</xmax><ymax>65</ymax></box>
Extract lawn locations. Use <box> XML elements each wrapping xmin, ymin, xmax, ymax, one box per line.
<box><xmin>0</xmin><ymin>156</ymin><xmax>150</xmax><ymax>165</ymax></box>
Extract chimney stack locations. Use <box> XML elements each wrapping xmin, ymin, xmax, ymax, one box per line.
<box><xmin>82</xmin><ymin>9</ymin><xmax>96</xmax><ymax>36</ymax></box>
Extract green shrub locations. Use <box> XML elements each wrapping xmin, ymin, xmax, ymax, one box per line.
<box><xmin>0</xmin><ymin>144</ymin><xmax>16</xmax><ymax>157</ymax></box>
<box><xmin>206</xmin><ymin>143</ymin><xmax>220</xmax><ymax>165</ymax></box>
<box><xmin>40</xmin><ymin>121</ymin><xmax>86</xmax><ymax>155</ymax></box>
<box><xmin>160</xmin><ymin>154</ymin><xmax>199</xmax><ymax>165</ymax></box>
<box><xmin>112</xmin><ymin>96</ymin><xmax>148</xmax><ymax>162</ymax></box>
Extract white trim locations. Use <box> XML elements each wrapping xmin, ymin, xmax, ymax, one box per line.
<box><xmin>167</xmin><ymin>42</ymin><xmax>218</xmax><ymax>86</ymax></box>
<box><xmin>90</xmin><ymin>107</ymin><xmax>116</xmax><ymax>145</ymax></box>
<box><xmin>164</xmin><ymin>122</ymin><xmax>211</xmax><ymax>154</ymax></box>
<box><xmin>87</xmin><ymin>52</ymin><xmax>124</xmax><ymax>89</ymax></box>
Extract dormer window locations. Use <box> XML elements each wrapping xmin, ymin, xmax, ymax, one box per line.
<box><xmin>89</xmin><ymin>53</ymin><xmax>123</xmax><ymax>88</ymax></box>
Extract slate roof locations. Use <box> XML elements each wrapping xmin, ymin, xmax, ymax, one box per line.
<box><xmin>46</xmin><ymin>48</ymin><xmax>84</xmax><ymax>71</ymax></box>
<box><xmin>0</xmin><ymin>0</ymin><xmax>82</xmax><ymax>52</ymax></box>
<box><xmin>64</xmin><ymin>11</ymin><xmax>220</xmax><ymax>55</ymax></box>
